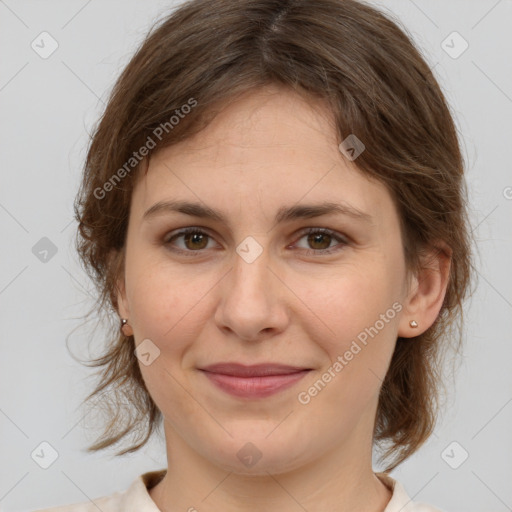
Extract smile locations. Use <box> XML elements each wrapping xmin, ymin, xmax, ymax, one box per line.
<box><xmin>201</xmin><ymin>370</ymin><xmax>311</xmax><ymax>398</ymax></box>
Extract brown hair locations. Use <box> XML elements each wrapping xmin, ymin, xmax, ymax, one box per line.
<box><xmin>74</xmin><ymin>0</ymin><xmax>473</xmax><ymax>471</ymax></box>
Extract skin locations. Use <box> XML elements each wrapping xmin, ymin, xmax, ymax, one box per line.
<box><xmin>116</xmin><ymin>84</ymin><xmax>451</xmax><ymax>512</ymax></box>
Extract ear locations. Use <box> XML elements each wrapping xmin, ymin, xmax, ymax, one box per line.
<box><xmin>108</xmin><ymin>248</ymin><xmax>130</xmax><ymax>319</ymax></box>
<box><xmin>398</xmin><ymin>242</ymin><xmax>452</xmax><ymax>338</ymax></box>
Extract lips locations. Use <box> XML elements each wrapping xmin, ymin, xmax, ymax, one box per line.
<box><xmin>199</xmin><ymin>362</ymin><xmax>311</xmax><ymax>377</ymax></box>
<box><xmin>198</xmin><ymin>363</ymin><xmax>312</xmax><ymax>398</ymax></box>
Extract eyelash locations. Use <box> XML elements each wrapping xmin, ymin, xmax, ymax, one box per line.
<box><xmin>163</xmin><ymin>226</ymin><xmax>349</xmax><ymax>257</ymax></box>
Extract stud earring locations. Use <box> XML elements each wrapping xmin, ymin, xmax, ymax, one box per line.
<box><xmin>120</xmin><ymin>318</ymin><xmax>133</xmax><ymax>337</ymax></box>
<box><xmin>409</xmin><ymin>320</ymin><xmax>418</xmax><ymax>328</ymax></box>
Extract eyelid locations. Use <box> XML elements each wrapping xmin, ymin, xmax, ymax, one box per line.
<box><xmin>163</xmin><ymin>225</ymin><xmax>350</xmax><ymax>256</ymax></box>
<box><xmin>295</xmin><ymin>227</ymin><xmax>350</xmax><ymax>245</ymax></box>
<box><xmin>163</xmin><ymin>226</ymin><xmax>219</xmax><ymax>248</ymax></box>
<box><xmin>292</xmin><ymin>227</ymin><xmax>349</xmax><ymax>255</ymax></box>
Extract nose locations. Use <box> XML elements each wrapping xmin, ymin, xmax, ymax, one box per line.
<box><xmin>214</xmin><ymin>243</ymin><xmax>289</xmax><ymax>342</ymax></box>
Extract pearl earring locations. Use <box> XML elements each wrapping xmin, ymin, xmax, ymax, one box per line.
<box><xmin>409</xmin><ymin>320</ymin><xmax>418</xmax><ymax>328</ymax></box>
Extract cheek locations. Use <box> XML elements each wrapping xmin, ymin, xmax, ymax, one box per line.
<box><xmin>124</xmin><ymin>260</ymin><xmax>208</xmax><ymax>417</ymax></box>
<box><xmin>295</xmin><ymin>262</ymin><xmax>401</xmax><ymax>409</ymax></box>
<box><xmin>125</xmin><ymin>245</ymin><xmax>207</xmax><ymax>340</ymax></box>
<box><xmin>127</xmin><ymin>273</ymin><xmax>177</xmax><ymax>339</ymax></box>
<box><xmin>295</xmin><ymin>280</ymin><xmax>399</xmax><ymax>426</ymax></box>
<box><xmin>302</xmin><ymin>262</ymin><xmax>401</xmax><ymax>351</ymax></box>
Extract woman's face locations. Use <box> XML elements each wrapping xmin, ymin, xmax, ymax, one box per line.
<box><xmin>117</xmin><ymin>85</ymin><xmax>412</xmax><ymax>475</ymax></box>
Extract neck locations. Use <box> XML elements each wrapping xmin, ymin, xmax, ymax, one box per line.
<box><xmin>149</xmin><ymin>422</ymin><xmax>392</xmax><ymax>512</ymax></box>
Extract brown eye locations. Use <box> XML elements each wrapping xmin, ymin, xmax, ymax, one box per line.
<box><xmin>164</xmin><ymin>228</ymin><xmax>215</xmax><ymax>254</ymax></box>
<box><xmin>164</xmin><ymin>226</ymin><xmax>348</xmax><ymax>258</ymax></box>
<box><xmin>294</xmin><ymin>228</ymin><xmax>348</xmax><ymax>256</ymax></box>
<box><xmin>182</xmin><ymin>231</ymin><xmax>209</xmax><ymax>250</ymax></box>
<box><xmin>306</xmin><ymin>232</ymin><xmax>333</xmax><ymax>250</ymax></box>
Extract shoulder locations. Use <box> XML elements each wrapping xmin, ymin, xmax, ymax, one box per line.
<box><xmin>32</xmin><ymin>492</ymin><xmax>121</xmax><ymax>512</ymax></box>
<box><xmin>377</xmin><ymin>472</ymin><xmax>447</xmax><ymax>512</ymax></box>
<box><xmin>31</xmin><ymin>469</ymin><xmax>167</xmax><ymax>512</ymax></box>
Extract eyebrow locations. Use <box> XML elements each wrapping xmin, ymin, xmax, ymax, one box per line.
<box><xmin>142</xmin><ymin>199</ymin><xmax>374</xmax><ymax>226</ymax></box>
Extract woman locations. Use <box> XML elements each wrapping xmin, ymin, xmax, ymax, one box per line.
<box><xmin>36</xmin><ymin>0</ymin><xmax>472</xmax><ymax>510</ymax></box>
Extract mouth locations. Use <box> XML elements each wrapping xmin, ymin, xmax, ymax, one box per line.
<box><xmin>198</xmin><ymin>363</ymin><xmax>312</xmax><ymax>399</ymax></box>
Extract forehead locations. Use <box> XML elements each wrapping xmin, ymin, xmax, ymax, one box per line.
<box><xmin>130</xmin><ymin>86</ymin><xmax>398</xmax><ymax>229</ymax></box>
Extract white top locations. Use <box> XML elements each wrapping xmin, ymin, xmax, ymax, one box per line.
<box><xmin>33</xmin><ymin>469</ymin><xmax>444</xmax><ymax>512</ymax></box>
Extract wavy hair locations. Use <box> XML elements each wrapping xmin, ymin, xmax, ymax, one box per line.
<box><xmin>73</xmin><ymin>0</ymin><xmax>473</xmax><ymax>471</ymax></box>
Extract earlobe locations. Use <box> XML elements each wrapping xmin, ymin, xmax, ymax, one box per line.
<box><xmin>398</xmin><ymin>244</ymin><xmax>452</xmax><ymax>338</ymax></box>
<box><xmin>120</xmin><ymin>317</ymin><xmax>133</xmax><ymax>337</ymax></box>
<box><xmin>110</xmin><ymin>249</ymin><xmax>133</xmax><ymax>337</ymax></box>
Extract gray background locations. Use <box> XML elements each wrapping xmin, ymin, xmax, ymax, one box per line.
<box><xmin>1</xmin><ymin>1</ymin><xmax>511</xmax><ymax>511</ymax></box>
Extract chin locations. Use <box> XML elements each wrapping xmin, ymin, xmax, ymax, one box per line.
<box><xmin>203</xmin><ymin>434</ymin><xmax>312</xmax><ymax>476</ymax></box>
